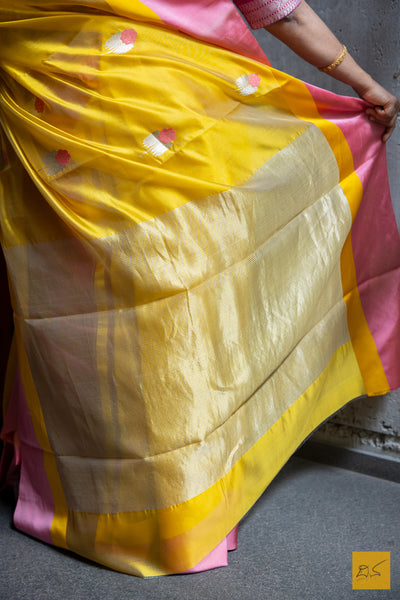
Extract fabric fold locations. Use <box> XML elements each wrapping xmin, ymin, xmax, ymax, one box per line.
<box><xmin>0</xmin><ymin>0</ymin><xmax>399</xmax><ymax>576</ymax></box>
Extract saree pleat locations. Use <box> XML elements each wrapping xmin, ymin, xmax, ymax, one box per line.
<box><xmin>0</xmin><ymin>0</ymin><xmax>399</xmax><ymax>576</ymax></box>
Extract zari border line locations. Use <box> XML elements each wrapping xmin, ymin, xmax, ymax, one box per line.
<box><xmin>306</xmin><ymin>86</ymin><xmax>400</xmax><ymax>392</ymax></box>
<box><xmin>74</xmin><ymin>340</ymin><xmax>366</xmax><ymax>576</ymax></box>
<box><xmin>14</xmin><ymin>323</ymin><xmax>69</xmax><ymax>549</ymax></box>
<box><xmin>268</xmin><ymin>68</ymin><xmax>390</xmax><ymax>396</ymax></box>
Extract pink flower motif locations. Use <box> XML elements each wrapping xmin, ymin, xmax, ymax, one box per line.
<box><xmin>56</xmin><ymin>149</ymin><xmax>71</xmax><ymax>165</ymax></box>
<box><xmin>34</xmin><ymin>97</ymin><xmax>45</xmax><ymax>113</ymax></box>
<box><xmin>120</xmin><ymin>29</ymin><xmax>137</xmax><ymax>45</ymax></box>
<box><xmin>159</xmin><ymin>128</ymin><xmax>176</xmax><ymax>144</ymax></box>
<box><xmin>248</xmin><ymin>73</ymin><xmax>260</xmax><ymax>87</ymax></box>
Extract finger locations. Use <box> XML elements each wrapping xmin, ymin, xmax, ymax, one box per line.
<box><xmin>382</xmin><ymin>123</ymin><xmax>395</xmax><ymax>142</ymax></box>
<box><xmin>368</xmin><ymin>107</ymin><xmax>392</xmax><ymax>124</ymax></box>
<box><xmin>374</xmin><ymin>106</ymin><xmax>391</xmax><ymax>120</ymax></box>
<box><xmin>368</xmin><ymin>113</ymin><xmax>385</xmax><ymax>126</ymax></box>
<box><xmin>365</xmin><ymin>106</ymin><xmax>387</xmax><ymax>119</ymax></box>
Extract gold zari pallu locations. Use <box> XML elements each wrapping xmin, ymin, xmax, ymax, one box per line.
<box><xmin>0</xmin><ymin>0</ymin><xmax>399</xmax><ymax>577</ymax></box>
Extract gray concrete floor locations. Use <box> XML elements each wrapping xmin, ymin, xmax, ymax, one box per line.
<box><xmin>1</xmin><ymin>455</ymin><xmax>399</xmax><ymax>600</ymax></box>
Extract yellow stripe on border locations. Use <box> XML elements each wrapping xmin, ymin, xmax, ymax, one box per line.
<box><xmin>14</xmin><ymin>324</ymin><xmax>69</xmax><ymax>549</ymax></box>
<box><xmin>106</xmin><ymin>0</ymin><xmax>164</xmax><ymax>24</ymax></box>
<box><xmin>340</xmin><ymin>175</ymin><xmax>389</xmax><ymax>395</ymax></box>
<box><xmin>86</xmin><ymin>340</ymin><xmax>366</xmax><ymax>576</ymax></box>
<box><xmin>270</xmin><ymin>70</ymin><xmax>389</xmax><ymax>394</ymax></box>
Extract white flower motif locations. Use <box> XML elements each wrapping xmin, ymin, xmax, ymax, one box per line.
<box><xmin>142</xmin><ymin>129</ymin><xmax>176</xmax><ymax>157</ymax></box>
<box><xmin>104</xmin><ymin>28</ymin><xmax>137</xmax><ymax>55</ymax></box>
<box><xmin>235</xmin><ymin>73</ymin><xmax>261</xmax><ymax>96</ymax></box>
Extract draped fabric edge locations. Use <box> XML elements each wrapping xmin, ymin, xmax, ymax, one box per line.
<box><xmin>0</xmin><ymin>0</ymin><xmax>399</xmax><ymax>578</ymax></box>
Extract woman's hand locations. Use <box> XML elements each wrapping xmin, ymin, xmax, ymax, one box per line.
<box><xmin>355</xmin><ymin>81</ymin><xmax>400</xmax><ymax>143</ymax></box>
<box><xmin>265</xmin><ymin>1</ymin><xmax>399</xmax><ymax>142</ymax></box>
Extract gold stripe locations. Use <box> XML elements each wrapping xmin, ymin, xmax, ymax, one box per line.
<box><xmin>269</xmin><ymin>69</ymin><xmax>389</xmax><ymax>393</ymax></box>
<box><xmin>14</xmin><ymin>324</ymin><xmax>69</xmax><ymax>548</ymax></box>
<box><xmin>340</xmin><ymin>174</ymin><xmax>390</xmax><ymax>394</ymax></box>
<box><xmin>90</xmin><ymin>340</ymin><xmax>365</xmax><ymax>576</ymax></box>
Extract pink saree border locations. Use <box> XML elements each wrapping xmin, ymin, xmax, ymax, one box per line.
<box><xmin>1</xmin><ymin>369</ymin><xmax>55</xmax><ymax>544</ymax></box>
<box><xmin>139</xmin><ymin>0</ymin><xmax>270</xmax><ymax>64</ymax></box>
<box><xmin>305</xmin><ymin>84</ymin><xmax>400</xmax><ymax>390</ymax></box>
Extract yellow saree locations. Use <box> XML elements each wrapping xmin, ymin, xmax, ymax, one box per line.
<box><xmin>0</xmin><ymin>0</ymin><xmax>399</xmax><ymax>577</ymax></box>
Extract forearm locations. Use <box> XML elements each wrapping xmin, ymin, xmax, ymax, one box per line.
<box><xmin>262</xmin><ymin>0</ymin><xmax>398</xmax><ymax>141</ymax></box>
<box><xmin>265</xmin><ymin>1</ymin><xmax>373</xmax><ymax>96</ymax></box>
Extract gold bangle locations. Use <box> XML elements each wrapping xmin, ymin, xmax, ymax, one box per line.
<box><xmin>318</xmin><ymin>45</ymin><xmax>348</xmax><ymax>73</ymax></box>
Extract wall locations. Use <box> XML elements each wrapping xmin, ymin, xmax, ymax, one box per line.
<box><xmin>250</xmin><ymin>0</ymin><xmax>400</xmax><ymax>460</ymax></box>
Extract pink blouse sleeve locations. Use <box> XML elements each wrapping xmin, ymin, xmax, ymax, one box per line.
<box><xmin>233</xmin><ymin>0</ymin><xmax>302</xmax><ymax>29</ymax></box>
